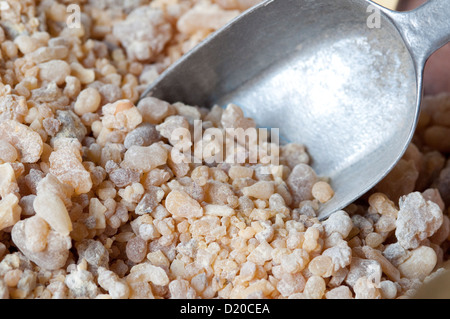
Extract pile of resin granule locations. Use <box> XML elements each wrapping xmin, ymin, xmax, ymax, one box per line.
<box><xmin>1</xmin><ymin>0</ymin><xmax>450</xmax><ymax>299</ymax></box>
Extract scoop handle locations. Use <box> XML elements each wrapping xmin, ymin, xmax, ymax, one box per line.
<box><xmin>382</xmin><ymin>0</ymin><xmax>450</xmax><ymax>66</ymax></box>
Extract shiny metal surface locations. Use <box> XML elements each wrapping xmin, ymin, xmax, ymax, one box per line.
<box><xmin>142</xmin><ymin>0</ymin><xmax>450</xmax><ymax>220</ymax></box>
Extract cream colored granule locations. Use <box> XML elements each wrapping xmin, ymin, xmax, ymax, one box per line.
<box><xmin>312</xmin><ymin>181</ymin><xmax>334</xmax><ymax>203</ymax></box>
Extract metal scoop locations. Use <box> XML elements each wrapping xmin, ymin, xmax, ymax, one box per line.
<box><xmin>142</xmin><ymin>0</ymin><xmax>450</xmax><ymax>220</ymax></box>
